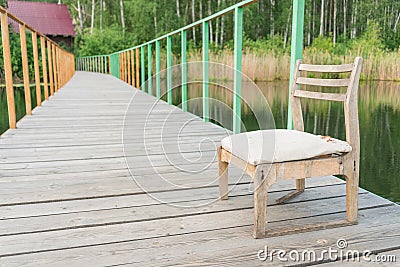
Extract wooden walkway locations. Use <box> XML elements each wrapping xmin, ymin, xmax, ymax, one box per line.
<box><xmin>0</xmin><ymin>72</ymin><xmax>399</xmax><ymax>266</ymax></box>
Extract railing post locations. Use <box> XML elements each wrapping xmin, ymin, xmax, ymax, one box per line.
<box><xmin>108</xmin><ymin>55</ymin><xmax>111</xmax><ymax>74</ymax></box>
<box><xmin>136</xmin><ymin>48</ymin><xmax>140</xmax><ymax>88</ymax></box>
<box><xmin>119</xmin><ymin>54</ymin><xmax>122</xmax><ymax>78</ymax></box>
<box><xmin>233</xmin><ymin>7</ymin><xmax>243</xmax><ymax>134</ymax></box>
<box><xmin>181</xmin><ymin>30</ymin><xmax>187</xmax><ymax>112</ymax></box>
<box><xmin>40</xmin><ymin>36</ymin><xmax>49</xmax><ymax>101</ymax></box>
<box><xmin>47</xmin><ymin>40</ymin><xmax>54</xmax><ymax>96</ymax></box>
<box><xmin>287</xmin><ymin>0</ymin><xmax>305</xmax><ymax>130</ymax></box>
<box><xmin>103</xmin><ymin>56</ymin><xmax>106</xmax><ymax>73</ymax></box>
<box><xmin>127</xmin><ymin>51</ymin><xmax>131</xmax><ymax>85</ymax></box>
<box><xmin>100</xmin><ymin>56</ymin><xmax>102</xmax><ymax>73</ymax></box>
<box><xmin>155</xmin><ymin>40</ymin><xmax>161</xmax><ymax>98</ymax></box>
<box><xmin>102</xmin><ymin>56</ymin><xmax>105</xmax><ymax>73</ymax></box>
<box><xmin>1</xmin><ymin>13</ymin><xmax>16</xmax><ymax>129</ymax></box>
<box><xmin>56</xmin><ymin>48</ymin><xmax>61</xmax><ymax>90</ymax></box>
<box><xmin>122</xmin><ymin>54</ymin><xmax>125</xmax><ymax>79</ymax></box>
<box><xmin>167</xmin><ymin>36</ymin><xmax>172</xmax><ymax>104</ymax></box>
<box><xmin>130</xmin><ymin>50</ymin><xmax>135</xmax><ymax>86</ymax></box>
<box><xmin>141</xmin><ymin>46</ymin><xmax>145</xmax><ymax>90</ymax></box>
<box><xmin>52</xmin><ymin>44</ymin><xmax>57</xmax><ymax>91</ymax></box>
<box><xmin>148</xmin><ymin>44</ymin><xmax>152</xmax><ymax>94</ymax></box>
<box><xmin>19</xmin><ymin>24</ymin><xmax>32</xmax><ymax>115</ymax></box>
<box><xmin>202</xmin><ymin>21</ymin><xmax>209</xmax><ymax>122</ymax></box>
<box><xmin>124</xmin><ymin>52</ymin><xmax>127</xmax><ymax>81</ymax></box>
<box><xmin>32</xmin><ymin>32</ymin><xmax>42</xmax><ymax>106</ymax></box>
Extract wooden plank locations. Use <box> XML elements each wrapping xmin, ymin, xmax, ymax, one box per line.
<box><xmin>297</xmin><ymin>77</ymin><xmax>350</xmax><ymax>87</ymax></box>
<box><xmin>0</xmin><ymin>184</ymin><xmax>362</xmax><ymax>237</ymax></box>
<box><xmin>19</xmin><ymin>24</ymin><xmax>32</xmax><ymax>115</ymax></box>
<box><xmin>294</xmin><ymin>90</ymin><xmax>347</xmax><ymax>102</ymax></box>
<box><xmin>299</xmin><ymin>63</ymin><xmax>354</xmax><ymax>73</ymax></box>
<box><xmin>0</xmin><ymin>13</ymin><xmax>16</xmax><ymax>129</ymax></box>
<box><xmin>0</xmin><ymin>196</ymin><xmax>395</xmax><ymax>259</ymax></box>
<box><xmin>0</xmin><ymin>177</ymin><xmax>344</xmax><ymax>220</ymax></box>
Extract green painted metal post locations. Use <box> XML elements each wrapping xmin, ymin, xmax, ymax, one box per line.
<box><xmin>233</xmin><ymin>7</ymin><xmax>243</xmax><ymax>134</ymax></box>
<box><xmin>155</xmin><ymin>40</ymin><xmax>161</xmax><ymax>98</ymax></box>
<box><xmin>202</xmin><ymin>21</ymin><xmax>209</xmax><ymax>122</ymax></box>
<box><xmin>181</xmin><ymin>30</ymin><xmax>188</xmax><ymax>112</ymax></box>
<box><xmin>141</xmin><ymin>46</ymin><xmax>145</xmax><ymax>90</ymax></box>
<box><xmin>167</xmin><ymin>36</ymin><xmax>173</xmax><ymax>104</ymax></box>
<box><xmin>287</xmin><ymin>0</ymin><xmax>305</xmax><ymax>130</ymax></box>
<box><xmin>148</xmin><ymin>43</ymin><xmax>152</xmax><ymax>95</ymax></box>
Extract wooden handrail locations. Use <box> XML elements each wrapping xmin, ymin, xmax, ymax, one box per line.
<box><xmin>0</xmin><ymin>6</ymin><xmax>75</xmax><ymax>131</ymax></box>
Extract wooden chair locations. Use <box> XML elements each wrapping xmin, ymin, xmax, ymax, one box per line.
<box><xmin>217</xmin><ymin>57</ymin><xmax>363</xmax><ymax>238</ymax></box>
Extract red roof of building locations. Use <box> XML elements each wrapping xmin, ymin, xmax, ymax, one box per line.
<box><xmin>8</xmin><ymin>0</ymin><xmax>75</xmax><ymax>36</ymax></box>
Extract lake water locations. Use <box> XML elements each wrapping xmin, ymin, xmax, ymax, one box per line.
<box><xmin>1</xmin><ymin>81</ymin><xmax>399</xmax><ymax>203</ymax></box>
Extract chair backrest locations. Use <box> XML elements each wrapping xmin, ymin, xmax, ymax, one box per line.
<box><xmin>289</xmin><ymin>57</ymin><xmax>363</xmax><ymax>153</ymax></box>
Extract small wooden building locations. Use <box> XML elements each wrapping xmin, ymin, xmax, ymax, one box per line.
<box><xmin>7</xmin><ymin>0</ymin><xmax>75</xmax><ymax>49</ymax></box>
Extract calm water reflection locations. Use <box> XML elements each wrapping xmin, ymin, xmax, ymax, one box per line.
<box><xmin>0</xmin><ymin>85</ymin><xmax>43</xmax><ymax>134</ymax></box>
<box><xmin>1</xmin><ymin>81</ymin><xmax>399</xmax><ymax>203</ymax></box>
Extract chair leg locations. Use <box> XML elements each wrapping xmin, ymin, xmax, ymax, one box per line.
<box><xmin>253</xmin><ymin>167</ymin><xmax>269</xmax><ymax>239</ymax></box>
<box><xmin>296</xmin><ymin>178</ymin><xmax>305</xmax><ymax>192</ymax></box>
<box><xmin>218</xmin><ymin>146</ymin><xmax>229</xmax><ymax>200</ymax></box>
<box><xmin>275</xmin><ymin>178</ymin><xmax>305</xmax><ymax>204</ymax></box>
<box><xmin>345</xmin><ymin>170</ymin><xmax>359</xmax><ymax>223</ymax></box>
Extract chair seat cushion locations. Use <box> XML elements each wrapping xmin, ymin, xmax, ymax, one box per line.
<box><xmin>221</xmin><ymin>129</ymin><xmax>352</xmax><ymax>165</ymax></box>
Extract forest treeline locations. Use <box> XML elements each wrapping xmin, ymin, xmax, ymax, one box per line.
<box><xmin>2</xmin><ymin>0</ymin><xmax>400</xmax><ymax>81</ymax></box>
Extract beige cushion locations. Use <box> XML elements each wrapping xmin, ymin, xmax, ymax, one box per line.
<box><xmin>221</xmin><ymin>129</ymin><xmax>352</xmax><ymax>165</ymax></box>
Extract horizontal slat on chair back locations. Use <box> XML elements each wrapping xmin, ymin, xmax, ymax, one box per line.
<box><xmin>296</xmin><ymin>77</ymin><xmax>350</xmax><ymax>87</ymax></box>
<box><xmin>299</xmin><ymin>63</ymin><xmax>354</xmax><ymax>73</ymax></box>
<box><xmin>293</xmin><ymin>90</ymin><xmax>346</xmax><ymax>102</ymax></box>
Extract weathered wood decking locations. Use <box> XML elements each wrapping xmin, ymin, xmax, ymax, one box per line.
<box><xmin>0</xmin><ymin>72</ymin><xmax>399</xmax><ymax>266</ymax></box>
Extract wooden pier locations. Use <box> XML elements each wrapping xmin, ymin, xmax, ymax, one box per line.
<box><xmin>0</xmin><ymin>72</ymin><xmax>399</xmax><ymax>266</ymax></box>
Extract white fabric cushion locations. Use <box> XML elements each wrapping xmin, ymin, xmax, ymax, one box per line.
<box><xmin>221</xmin><ymin>129</ymin><xmax>352</xmax><ymax>165</ymax></box>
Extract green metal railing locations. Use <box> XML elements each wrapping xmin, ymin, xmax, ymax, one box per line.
<box><xmin>76</xmin><ymin>0</ymin><xmax>306</xmax><ymax>133</ymax></box>
<box><xmin>76</xmin><ymin>55</ymin><xmax>109</xmax><ymax>74</ymax></box>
